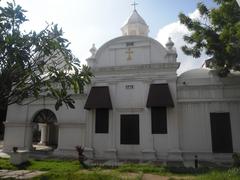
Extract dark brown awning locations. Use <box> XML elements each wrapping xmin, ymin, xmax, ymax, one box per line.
<box><xmin>146</xmin><ymin>84</ymin><xmax>174</xmax><ymax>108</ymax></box>
<box><xmin>84</xmin><ymin>86</ymin><xmax>112</xmax><ymax>110</ymax></box>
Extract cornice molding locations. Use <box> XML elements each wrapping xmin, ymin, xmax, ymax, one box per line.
<box><xmin>92</xmin><ymin>76</ymin><xmax>177</xmax><ymax>84</ymax></box>
<box><xmin>4</xmin><ymin>122</ymin><xmax>33</xmax><ymax>127</ymax></box>
<box><xmin>177</xmin><ymin>83</ymin><xmax>240</xmax><ymax>89</ymax></box>
<box><xmin>57</xmin><ymin>122</ymin><xmax>86</xmax><ymax>128</ymax></box>
<box><xmin>178</xmin><ymin>98</ymin><xmax>240</xmax><ymax>103</ymax></box>
<box><xmin>92</xmin><ymin>62</ymin><xmax>180</xmax><ymax>75</ymax></box>
<box><xmin>115</xmin><ymin>107</ymin><xmax>145</xmax><ymax>112</ymax></box>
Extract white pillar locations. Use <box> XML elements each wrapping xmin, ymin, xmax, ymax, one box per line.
<box><xmin>167</xmin><ymin>81</ymin><xmax>182</xmax><ymax>161</ymax></box>
<box><xmin>39</xmin><ymin>123</ymin><xmax>47</xmax><ymax>145</ymax></box>
<box><xmin>83</xmin><ymin>111</ymin><xmax>94</xmax><ymax>158</ymax></box>
<box><xmin>237</xmin><ymin>0</ymin><xmax>240</xmax><ymax>7</ymax></box>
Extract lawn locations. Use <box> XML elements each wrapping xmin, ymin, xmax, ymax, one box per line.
<box><xmin>0</xmin><ymin>158</ymin><xmax>240</xmax><ymax>180</ymax></box>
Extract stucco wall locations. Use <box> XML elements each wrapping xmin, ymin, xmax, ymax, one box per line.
<box><xmin>3</xmin><ymin>95</ymin><xmax>88</xmax><ymax>152</ymax></box>
<box><xmin>94</xmin><ymin>36</ymin><xmax>169</xmax><ymax>68</ymax></box>
<box><xmin>177</xmin><ymin>70</ymin><xmax>240</xmax><ymax>161</ymax></box>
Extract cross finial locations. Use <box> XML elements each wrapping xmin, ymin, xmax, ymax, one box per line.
<box><xmin>131</xmin><ymin>1</ymin><xmax>138</xmax><ymax>10</ymax></box>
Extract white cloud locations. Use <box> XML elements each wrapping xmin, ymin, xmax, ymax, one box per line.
<box><xmin>13</xmin><ymin>0</ymin><xmax>130</xmax><ymax>65</ymax></box>
<box><xmin>156</xmin><ymin>9</ymin><xmax>209</xmax><ymax>75</ymax></box>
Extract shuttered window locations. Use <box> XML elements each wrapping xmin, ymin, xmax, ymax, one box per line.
<box><xmin>95</xmin><ymin>109</ymin><xmax>109</xmax><ymax>133</ymax></box>
<box><xmin>151</xmin><ymin>107</ymin><xmax>167</xmax><ymax>134</ymax></box>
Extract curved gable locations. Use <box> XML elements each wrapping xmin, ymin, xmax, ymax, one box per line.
<box><xmin>94</xmin><ymin>36</ymin><xmax>169</xmax><ymax>68</ymax></box>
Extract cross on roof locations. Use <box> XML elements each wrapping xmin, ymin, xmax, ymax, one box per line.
<box><xmin>131</xmin><ymin>1</ymin><xmax>138</xmax><ymax>10</ymax></box>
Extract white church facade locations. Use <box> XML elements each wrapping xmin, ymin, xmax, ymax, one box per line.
<box><xmin>3</xmin><ymin>8</ymin><xmax>240</xmax><ymax>163</ymax></box>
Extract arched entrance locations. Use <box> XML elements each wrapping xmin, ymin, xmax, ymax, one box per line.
<box><xmin>32</xmin><ymin>109</ymin><xmax>58</xmax><ymax>151</ymax></box>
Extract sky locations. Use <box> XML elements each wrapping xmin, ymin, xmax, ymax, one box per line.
<box><xmin>6</xmin><ymin>0</ymin><xmax>218</xmax><ymax>74</ymax></box>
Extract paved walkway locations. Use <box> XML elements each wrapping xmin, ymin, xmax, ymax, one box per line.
<box><xmin>0</xmin><ymin>170</ymin><xmax>46</xmax><ymax>179</ymax></box>
<box><xmin>0</xmin><ymin>170</ymin><xmax>193</xmax><ymax>180</ymax></box>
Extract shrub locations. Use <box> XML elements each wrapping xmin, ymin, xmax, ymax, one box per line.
<box><xmin>76</xmin><ymin>146</ymin><xmax>88</xmax><ymax>169</ymax></box>
<box><xmin>233</xmin><ymin>153</ymin><xmax>240</xmax><ymax>167</ymax></box>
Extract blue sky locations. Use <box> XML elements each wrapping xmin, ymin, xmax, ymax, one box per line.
<box><xmin>8</xmin><ymin>0</ymin><xmax>218</xmax><ymax>73</ymax></box>
<box><xmin>138</xmin><ymin>0</ymin><xmax>216</xmax><ymax>36</ymax></box>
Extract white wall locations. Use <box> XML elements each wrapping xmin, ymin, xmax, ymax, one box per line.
<box><xmin>94</xmin><ymin>36</ymin><xmax>169</xmax><ymax>68</ymax></box>
<box><xmin>177</xmin><ymin>72</ymin><xmax>240</xmax><ymax>161</ymax></box>
<box><xmin>4</xmin><ymin>96</ymin><xmax>88</xmax><ymax>153</ymax></box>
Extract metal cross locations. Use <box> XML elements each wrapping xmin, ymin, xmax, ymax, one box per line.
<box><xmin>126</xmin><ymin>47</ymin><xmax>133</xmax><ymax>61</ymax></box>
<box><xmin>131</xmin><ymin>1</ymin><xmax>138</xmax><ymax>10</ymax></box>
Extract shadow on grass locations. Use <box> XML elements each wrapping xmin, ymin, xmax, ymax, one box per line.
<box><xmin>116</xmin><ymin>162</ymin><xmax>214</xmax><ymax>177</ymax></box>
<box><xmin>165</xmin><ymin>166</ymin><xmax>210</xmax><ymax>175</ymax></box>
<box><xmin>15</xmin><ymin>160</ymin><xmax>32</xmax><ymax>170</ymax></box>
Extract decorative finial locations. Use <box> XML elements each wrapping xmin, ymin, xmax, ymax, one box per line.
<box><xmin>165</xmin><ymin>37</ymin><xmax>177</xmax><ymax>59</ymax></box>
<box><xmin>131</xmin><ymin>1</ymin><xmax>138</xmax><ymax>10</ymax></box>
<box><xmin>166</xmin><ymin>37</ymin><xmax>174</xmax><ymax>50</ymax></box>
<box><xmin>90</xmin><ymin>44</ymin><xmax>97</xmax><ymax>58</ymax></box>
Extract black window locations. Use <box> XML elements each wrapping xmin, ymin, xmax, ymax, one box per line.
<box><xmin>0</xmin><ymin>108</ymin><xmax>7</xmax><ymax>140</ymax></box>
<box><xmin>95</xmin><ymin>109</ymin><xmax>109</xmax><ymax>133</ymax></box>
<box><xmin>210</xmin><ymin>113</ymin><xmax>233</xmax><ymax>153</ymax></box>
<box><xmin>151</xmin><ymin>107</ymin><xmax>167</xmax><ymax>134</ymax></box>
<box><xmin>121</xmin><ymin>115</ymin><xmax>139</xmax><ymax>145</ymax></box>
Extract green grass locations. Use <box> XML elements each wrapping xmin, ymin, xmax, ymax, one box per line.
<box><xmin>196</xmin><ymin>168</ymin><xmax>240</xmax><ymax>180</ymax></box>
<box><xmin>0</xmin><ymin>158</ymin><xmax>240</xmax><ymax>180</ymax></box>
<box><xmin>27</xmin><ymin>159</ymin><xmax>80</xmax><ymax>173</ymax></box>
<box><xmin>118</xmin><ymin>163</ymin><xmax>167</xmax><ymax>174</ymax></box>
<box><xmin>0</xmin><ymin>158</ymin><xmax>17</xmax><ymax>170</ymax></box>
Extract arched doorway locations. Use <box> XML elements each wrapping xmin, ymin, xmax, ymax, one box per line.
<box><xmin>32</xmin><ymin>109</ymin><xmax>58</xmax><ymax>151</ymax></box>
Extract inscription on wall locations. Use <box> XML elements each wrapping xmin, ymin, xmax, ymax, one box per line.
<box><xmin>126</xmin><ymin>42</ymin><xmax>134</xmax><ymax>46</ymax></box>
<box><xmin>125</xmin><ymin>85</ymin><xmax>134</xmax><ymax>89</ymax></box>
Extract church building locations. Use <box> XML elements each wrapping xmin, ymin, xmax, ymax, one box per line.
<box><xmin>3</xmin><ymin>7</ymin><xmax>240</xmax><ymax>163</ymax></box>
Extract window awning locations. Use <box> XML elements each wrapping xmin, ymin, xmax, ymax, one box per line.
<box><xmin>146</xmin><ymin>84</ymin><xmax>174</xmax><ymax>108</ymax></box>
<box><xmin>84</xmin><ymin>86</ymin><xmax>112</xmax><ymax>110</ymax></box>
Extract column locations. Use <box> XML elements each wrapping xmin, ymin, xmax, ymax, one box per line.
<box><xmin>84</xmin><ymin>111</ymin><xmax>94</xmax><ymax>158</ymax></box>
<box><xmin>39</xmin><ymin>123</ymin><xmax>47</xmax><ymax>145</ymax></box>
<box><xmin>167</xmin><ymin>81</ymin><xmax>182</xmax><ymax>161</ymax></box>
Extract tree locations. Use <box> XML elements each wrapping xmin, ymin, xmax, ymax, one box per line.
<box><xmin>0</xmin><ymin>1</ymin><xmax>93</xmax><ymax>112</ymax></box>
<box><xmin>179</xmin><ymin>0</ymin><xmax>240</xmax><ymax>77</ymax></box>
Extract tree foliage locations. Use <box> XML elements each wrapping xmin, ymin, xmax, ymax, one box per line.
<box><xmin>179</xmin><ymin>0</ymin><xmax>240</xmax><ymax>76</ymax></box>
<box><xmin>0</xmin><ymin>1</ymin><xmax>93</xmax><ymax>111</ymax></box>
